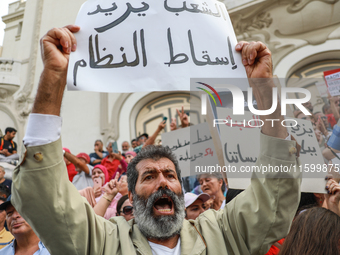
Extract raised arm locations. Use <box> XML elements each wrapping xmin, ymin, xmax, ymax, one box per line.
<box><xmin>216</xmin><ymin>42</ymin><xmax>300</xmax><ymax>254</ymax></box>
<box><xmin>142</xmin><ymin>120</ymin><xmax>166</xmax><ymax>148</ymax></box>
<box><xmin>11</xmin><ymin>26</ymin><xmax>114</xmax><ymax>254</ymax></box>
<box><xmin>64</xmin><ymin>151</ymin><xmax>90</xmax><ymax>174</ymax></box>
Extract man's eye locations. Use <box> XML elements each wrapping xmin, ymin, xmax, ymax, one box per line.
<box><xmin>168</xmin><ymin>174</ymin><xmax>175</xmax><ymax>179</ymax></box>
<box><xmin>145</xmin><ymin>176</ymin><xmax>153</xmax><ymax>180</ymax></box>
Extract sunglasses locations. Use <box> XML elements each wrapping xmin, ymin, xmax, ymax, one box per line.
<box><xmin>121</xmin><ymin>206</ymin><xmax>133</xmax><ymax>215</ymax></box>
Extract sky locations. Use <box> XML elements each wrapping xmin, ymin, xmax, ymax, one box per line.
<box><xmin>0</xmin><ymin>0</ymin><xmax>18</xmax><ymax>46</ymax></box>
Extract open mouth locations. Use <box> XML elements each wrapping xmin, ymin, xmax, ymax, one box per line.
<box><xmin>153</xmin><ymin>195</ymin><xmax>174</xmax><ymax>215</ymax></box>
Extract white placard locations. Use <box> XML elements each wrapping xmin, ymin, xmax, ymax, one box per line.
<box><xmin>324</xmin><ymin>69</ymin><xmax>340</xmax><ymax>97</ymax></box>
<box><xmin>215</xmin><ymin>107</ymin><xmax>327</xmax><ymax>193</ymax></box>
<box><xmin>162</xmin><ymin>123</ymin><xmax>218</xmax><ymax>177</ymax></box>
<box><xmin>315</xmin><ymin>82</ymin><xmax>328</xmax><ymax>98</ymax></box>
<box><xmin>67</xmin><ymin>0</ymin><xmax>247</xmax><ymax>93</ymax></box>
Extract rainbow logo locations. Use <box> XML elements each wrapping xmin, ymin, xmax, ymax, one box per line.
<box><xmin>196</xmin><ymin>82</ymin><xmax>223</xmax><ymax>106</ymax></box>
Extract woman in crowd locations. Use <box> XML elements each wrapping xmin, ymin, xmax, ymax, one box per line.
<box><xmin>279</xmin><ymin>207</ymin><xmax>340</xmax><ymax>255</ymax></box>
<box><xmin>124</xmin><ymin>151</ymin><xmax>136</xmax><ymax>164</ymax></box>
<box><xmin>116</xmin><ymin>195</ymin><xmax>134</xmax><ymax>221</ymax></box>
<box><xmin>79</xmin><ymin>165</ymin><xmax>125</xmax><ymax>219</ymax></box>
<box><xmin>197</xmin><ymin>172</ymin><xmax>226</xmax><ymax>210</ymax></box>
<box><xmin>184</xmin><ymin>192</ymin><xmax>210</xmax><ymax>220</ymax></box>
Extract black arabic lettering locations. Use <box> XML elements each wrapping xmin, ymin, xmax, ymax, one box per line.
<box><xmin>227</xmin><ymin>36</ymin><xmax>237</xmax><ymax>70</ymax></box>
<box><xmin>192</xmin><ymin>130</ymin><xmax>212</xmax><ymax>145</ymax></box>
<box><xmin>237</xmin><ymin>144</ymin><xmax>257</xmax><ymax>163</ymax></box>
<box><xmin>191</xmin><ymin>153</ymin><xmax>203</xmax><ymax>162</ymax></box>
<box><xmin>300</xmin><ymin>140</ymin><xmax>317</xmax><ymax>155</ymax></box>
<box><xmin>224</xmin><ymin>143</ymin><xmax>239</xmax><ymax>163</ymax></box>
<box><xmin>179</xmin><ymin>150</ymin><xmax>191</xmax><ymax>161</ymax></box>
<box><xmin>87</xmin><ymin>3</ymin><xmax>118</xmax><ymax>15</ymax></box>
<box><xmin>188</xmin><ymin>30</ymin><xmax>230</xmax><ymax>66</ymax></box>
<box><xmin>95</xmin><ymin>2</ymin><xmax>149</xmax><ymax>33</ymax></box>
<box><xmin>89</xmin><ymin>30</ymin><xmax>146</xmax><ymax>68</ymax></box>
<box><xmin>164</xmin><ymin>28</ymin><xmax>189</xmax><ymax>66</ymax></box>
<box><xmin>164</xmin><ymin>1</ymin><xmax>221</xmax><ymax>17</ymax></box>
<box><xmin>73</xmin><ymin>59</ymin><xmax>87</xmax><ymax>86</ymax></box>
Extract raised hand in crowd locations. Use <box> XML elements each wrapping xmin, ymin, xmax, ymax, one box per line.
<box><xmin>142</xmin><ymin>119</ymin><xmax>166</xmax><ymax>148</ymax></box>
<box><xmin>176</xmin><ymin>106</ymin><xmax>189</xmax><ymax>128</ymax></box>
<box><xmin>109</xmin><ymin>151</ymin><xmax>122</xmax><ymax>161</ymax></box>
<box><xmin>325</xmin><ymin>178</ymin><xmax>340</xmax><ymax>216</ymax></box>
<box><xmin>93</xmin><ymin>185</ymin><xmax>102</xmax><ymax>198</ymax></box>
<box><xmin>170</xmin><ymin>117</ymin><xmax>177</xmax><ymax>131</ymax></box>
<box><xmin>94</xmin><ymin>173</ymin><xmax>121</xmax><ymax>217</ymax></box>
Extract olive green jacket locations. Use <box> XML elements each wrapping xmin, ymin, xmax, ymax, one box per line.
<box><xmin>12</xmin><ymin>133</ymin><xmax>301</xmax><ymax>255</ymax></box>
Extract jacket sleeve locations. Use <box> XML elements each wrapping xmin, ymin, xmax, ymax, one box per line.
<box><xmin>11</xmin><ymin>138</ymin><xmax>114</xmax><ymax>255</ymax></box>
<box><xmin>222</xmin><ymin>133</ymin><xmax>301</xmax><ymax>255</ymax></box>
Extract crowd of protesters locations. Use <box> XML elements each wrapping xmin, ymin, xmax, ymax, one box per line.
<box><xmin>1</xmin><ymin>95</ymin><xmax>339</xmax><ymax>254</ymax></box>
<box><xmin>1</xmin><ymin>23</ymin><xmax>340</xmax><ymax>254</ymax></box>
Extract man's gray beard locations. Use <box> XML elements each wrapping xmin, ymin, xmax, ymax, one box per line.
<box><xmin>133</xmin><ymin>188</ymin><xmax>185</xmax><ymax>241</ymax></box>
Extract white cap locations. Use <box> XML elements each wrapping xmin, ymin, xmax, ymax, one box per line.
<box><xmin>185</xmin><ymin>193</ymin><xmax>210</xmax><ymax>208</ymax></box>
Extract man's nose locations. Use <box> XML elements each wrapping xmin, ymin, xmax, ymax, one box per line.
<box><xmin>158</xmin><ymin>174</ymin><xmax>168</xmax><ymax>189</ymax></box>
<box><xmin>12</xmin><ymin>210</ymin><xmax>21</xmax><ymax>219</ymax></box>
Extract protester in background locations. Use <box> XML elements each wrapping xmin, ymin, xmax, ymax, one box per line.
<box><xmin>170</xmin><ymin>117</ymin><xmax>177</xmax><ymax>131</ymax></box>
<box><xmin>63</xmin><ymin>151</ymin><xmax>93</xmax><ymax>190</ymax></box>
<box><xmin>131</xmin><ymin>139</ymin><xmax>138</xmax><ymax>149</ymax></box>
<box><xmin>92</xmin><ymin>165</ymin><xmax>120</xmax><ymax>220</ymax></box>
<box><xmin>198</xmin><ymin>172</ymin><xmax>226</xmax><ymax>210</ymax></box>
<box><xmin>0</xmin><ymin>195</ymin><xmax>50</xmax><ymax>254</ymax></box>
<box><xmin>89</xmin><ymin>140</ymin><xmax>108</xmax><ymax>166</ymax></box>
<box><xmin>102</xmin><ymin>142</ymin><xmax>126</xmax><ymax>179</ymax></box>
<box><xmin>63</xmin><ymin>147</ymin><xmax>78</xmax><ymax>182</ymax></box>
<box><xmin>0</xmin><ymin>185</ymin><xmax>13</xmax><ymax>249</ymax></box>
<box><xmin>314</xmin><ymin>112</ymin><xmax>332</xmax><ymax>132</ymax></box>
<box><xmin>184</xmin><ymin>193</ymin><xmax>209</xmax><ymax>220</ymax></box>
<box><xmin>138</xmin><ymin>134</ymin><xmax>148</xmax><ymax>146</ymax></box>
<box><xmin>133</xmin><ymin>134</ymin><xmax>148</xmax><ymax>153</ymax></box>
<box><xmin>116</xmin><ymin>195</ymin><xmax>134</xmax><ymax>221</ymax></box>
<box><xmin>124</xmin><ymin>151</ymin><xmax>136</xmax><ymax>164</ymax></box>
<box><xmin>121</xmin><ymin>141</ymin><xmax>130</xmax><ymax>154</ymax></box>
<box><xmin>302</xmin><ymin>101</ymin><xmax>313</xmax><ymax>114</ymax></box>
<box><xmin>80</xmin><ymin>173</ymin><xmax>123</xmax><ymax>219</ymax></box>
<box><xmin>0</xmin><ymin>128</ymin><xmax>18</xmax><ymax>165</ymax></box>
<box><xmin>323</xmin><ymin>95</ymin><xmax>340</xmax><ymax>128</ymax></box>
<box><xmin>133</xmin><ymin>120</ymin><xmax>166</xmax><ymax>153</ymax></box>
<box><xmin>279</xmin><ymin>207</ymin><xmax>340</xmax><ymax>255</ymax></box>
<box><xmin>0</xmin><ymin>166</ymin><xmax>12</xmax><ymax>192</ymax></box>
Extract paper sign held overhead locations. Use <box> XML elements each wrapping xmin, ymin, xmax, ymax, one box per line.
<box><xmin>315</xmin><ymin>82</ymin><xmax>328</xmax><ymax>98</ymax></box>
<box><xmin>324</xmin><ymin>68</ymin><xmax>340</xmax><ymax>97</ymax></box>
<box><xmin>67</xmin><ymin>0</ymin><xmax>247</xmax><ymax>93</ymax></box>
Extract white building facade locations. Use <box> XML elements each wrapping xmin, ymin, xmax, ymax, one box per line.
<box><xmin>0</xmin><ymin>0</ymin><xmax>339</xmax><ymax>155</ymax></box>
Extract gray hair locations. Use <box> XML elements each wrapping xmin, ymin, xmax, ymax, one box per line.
<box><xmin>127</xmin><ymin>145</ymin><xmax>182</xmax><ymax>194</ymax></box>
<box><xmin>197</xmin><ymin>172</ymin><xmax>226</xmax><ymax>193</ymax></box>
<box><xmin>0</xmin><ymin>166</ymin><xmax>4</xmax><ymax>172</ymax></box>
